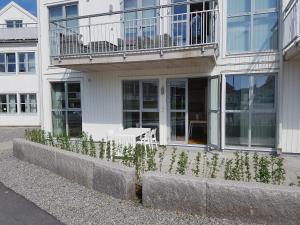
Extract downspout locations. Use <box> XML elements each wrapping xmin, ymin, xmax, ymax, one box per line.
<box><xmin>277</xmin><ymin>0</ymin><xmax>284</xmax><ymax>154</ymax></box>
<box><xmin>37</xmin><ymin>0</ymin><xmax>44</xmax><ymax>130</ymax></box>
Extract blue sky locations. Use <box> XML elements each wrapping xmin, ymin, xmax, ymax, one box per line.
<box><xmin>0</xmin><ymin>0</ymin><xmax>37</xmax><ymax>15</ymax></box>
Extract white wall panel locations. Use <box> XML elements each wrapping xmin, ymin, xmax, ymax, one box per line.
<box><xmin>281</xmin><ymin>61</ymin><xmax>300</xmax><ymax>153</ymax></box>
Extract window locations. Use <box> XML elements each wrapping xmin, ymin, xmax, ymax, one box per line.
<box><xmin>0</xmin><ymin>94</ymin><xmax>17</xmax><ymax>113</ymax></box>
<box><xmin>7</xmin><ymin>53</ymin><xmax>16</xmax><ymax>72</ymax></box>
<box><xmin>6</xmin><ymin>20</ymin><xmax>23</xmax><ymax>28</ymax></box>
<box><xmin>20</xmin><ymin>94</ymin><xmax>37</xmax><ymax>113</ymax></box>
<box><xmin>122</xmin><ymin>80</ymin><xmax>159</xmax><ymax>134</ymax></box>
<box><xmin>225</xmin><ymin>74</ymin><xmax>276</xmax><ymax>148</ymax></box>
<box><xmin>19</xmin><ymin>53</ymin><xmax>36</xmax><ymax>73</ymax></box>
<box><xmin>51</xmin><ymin>82</ymin><xmax>82</xmax><ymax>137</ymax></box>
<box><xmin>0</xmin><ymin>53</ymin><xmax>16</xmax><ymax>73</ymax></box>
<box><xmin>49</xmin><ymin>4</ymin><xmax>78</xmax><ymax>29</ymax></box>
<box><xmin>227</xmin><ymin>0</ymin><xmax>278</xmax><ymax>53</ymax></box>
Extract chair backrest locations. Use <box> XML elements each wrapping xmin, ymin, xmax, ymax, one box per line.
<box><xmin>151</xmin><ymin>129</ymin><xmax>157</xmax><ymax>139</ymax></box>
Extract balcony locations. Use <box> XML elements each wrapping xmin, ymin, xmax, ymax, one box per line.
<box><xmin>0</xmin><ymin>23</ymin><xmax>38</xmax><ymax>42</ymax></box>
<box><xmin>283</xmin><ymin>0</ymin><xmax>300</xmax><ymax>60</ymax></box>
<box><xmin>49</xmin><ymin>2</ymin><xmax>219</xmax><ymax>72</ymax></box>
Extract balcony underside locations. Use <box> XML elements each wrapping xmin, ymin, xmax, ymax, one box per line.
<box><xmin>284</xmin><ymin>37</ymin><xmax>300</xmax><ymax>61</ymax></box>
<box><xmin>51</xmin><ymin>45</ymin><xmax>218</xmax><ymax>72</ymax></box>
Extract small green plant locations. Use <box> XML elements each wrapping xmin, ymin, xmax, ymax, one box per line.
<box><xmin>192</xmin><ymin>152</ymin><xmax>201</xmax><ymax>177</ymax></box>
<box><xmin>210</xmin><ymin>153</ymin><xmax>220</xmax><ymax>179</ymax></box>
<box><xmin>202</xmin><ymin>152</ymin><xmax>208</xmax><ymax>177</ymax></box>
<box><xmin>106</xmin><ymin>141</ymin><xmax>111</xmax><ymax>161</ymax></box>
<box><xmin>81</xmin><ymin>132</ymin><xmax>89</xmax><ymax>155</ymax></box>
<box><xmin>258</xmin><ymin>156</ymin><xmax>271</xmax><ymax>184</ymax></box>
<box><xmin>271</xmin><ymin>156</ymin><xmax>286</xmax><ymax>185</ymax></box>
<box><xmin>168</xmin><ymin>148</ymin><xmax>177</xmax><ymax>173</ymax></box>
<box><xmin>146</xmin><ymin>146</ymin><xmax>157</xmax><ymax>172</ymax></box>
<box><xmin>158</xmin><ymin>146</ymin><xmax>167</xmax><ymax>172</ymax></box>
<box><xmin>176</xmin><ymin>151</ymin><xmax>188</xmax><ymax>175</ymax></box>
<box><xmin>99</xmin><ymin>139</ymin><xmax>105</xmax><ymax>159</ymax></box>
<box><xmin>244</xmin><ymin>152</ymin><xmax>251</xmax><ymax>182</ymax></box>
<box><xmin>253</xmin><ymin>153</ymin><xmax>259</xmax><ymax>182</ymax></box>
<box><xmin>111</xmin><ymin>141</ymin><xmax>117</xmax><ymax>162</ymax></box>
<box><xmin>47</xmin><ymin>132</ymin><xmax>54</xmax><ymax>146</ymax></box>
<box><xmin>224</xmin><ymin>159</ymin><xmax>234</xmax><ymax>180</ymax></box>
<box><xmin>89</xmin><ymin>135</ymin><xmax>96</xmax><ymax>158</ymax></box>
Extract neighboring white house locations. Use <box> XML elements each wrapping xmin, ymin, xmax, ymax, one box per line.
<box><xmin>37</xmin><ymin>0</ymin><xmax>300</xmax><ymax>154</ymax></box>
<box><xmin>0</xmin><ymin>1</ymin><xmax>40</xmax><ymax>127</ymax></box>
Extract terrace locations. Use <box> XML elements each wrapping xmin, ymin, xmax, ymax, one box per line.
<box><xmin>0</xmin><ymin>23</ymin><xmax>38</xmax><ymax>42</ymax></box>
<box><xmin>49</xmin><ymin>1</ymin><xmax>219</xmax><ymax>72</ymax></box>
<box><xmin>283</xmin><ymin>0</ymin><xmax>300</xmax><ymax>60</ymax></box>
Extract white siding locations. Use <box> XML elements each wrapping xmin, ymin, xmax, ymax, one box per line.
<box><xmin>281</xmin><ymin>61</ymin><xmax>300</xmax><ymax>153</ymax></box>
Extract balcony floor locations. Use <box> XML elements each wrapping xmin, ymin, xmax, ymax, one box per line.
<box><xmin>51</xmin><ymin>45</ymin><xmax>218</xmax><ymax>73</ymax></box>
<box><xmin>284</xmin><ymin>37</ymin><xmax>300</xmax><ymax>61</ymax></box>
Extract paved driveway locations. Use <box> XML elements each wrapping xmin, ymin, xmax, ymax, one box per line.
<box><xmin>0</xmin><ymin>127</ymin><xmax>64</xmax><ymax>225</ymax></box>
<box><xmin>0</xmin><ymin>182</ymin><xmax>64</xmax><ymax>225</ymax></box>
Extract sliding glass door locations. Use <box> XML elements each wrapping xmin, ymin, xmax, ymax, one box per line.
<box><xmin>168</xmin><ymin>79</ymin><xmax>188</xmax><ymax>143</ymax></box>
<box><xmin>208</xmin><ymin>75</ymin><xmax>221</xmax><ymax>149</ymax></box>
<box><xmin>225</xmin><ymin>74</ymin><xmax>276</xmax><ymax>148</ymax></box>
<box><xmin>51</xmin><ymin>82</ymin><xmax>82</xmax><ymax>137</ymax></box>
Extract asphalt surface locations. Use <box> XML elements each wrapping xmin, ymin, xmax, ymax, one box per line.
<box><xmin>0</xmin><ymin>182</ymin><xmax>64</xmax><ymax>225</ymax></box>
<box><xmin>0</xmin><ymin>127</ymin><xmax>64</xmax><ymax>225</ymax></box>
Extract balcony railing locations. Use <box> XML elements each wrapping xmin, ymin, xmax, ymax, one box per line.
<box><xmin>0</xmin><ymin>23</ymin><xmax>38</xmax><ymax>41</ymax></box>
<box><xmin>283</xmin><ymin>0</ymin><xmax>300</xmax><ymax>51</ymax></box>
<box><xmin>49</xmin><ymin>3</ymin><xmax>219</xmax><ymax>59</ymax></box>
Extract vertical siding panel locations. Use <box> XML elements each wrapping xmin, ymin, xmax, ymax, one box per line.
<box><xmin>282</xmin><ymin>61</ymin><xmax>300</xmax><ymax>153</ymax></box>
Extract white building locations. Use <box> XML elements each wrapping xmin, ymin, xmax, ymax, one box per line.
<box><xmin>0</xmin><ymin>1</ymin><xmax>40</xmax><ymax>127</ymax></box>
<box><xmin>37</xmin><ymin>0</ymin><xmax>300</xmax><ymax>154</ymax></box>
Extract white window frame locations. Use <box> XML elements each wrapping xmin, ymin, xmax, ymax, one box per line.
<box><xmin>224</xmin><ymin>73</ymin><xmax>277</xmax><ymax>149</ymax></box>
<box><xmin>18</xmin><ymin>52</ymin><xmax>36</xmax><ymax>74</ymax></box>
<box><xmin>6</xmin><ymin>20</ymin><xmax>23</xmax><ymax>28</ymax></box>
<box><xmin>226</xmin><ymin>0</ymin><xmax>279</xmax><ymax>54</ymax></box>
<box><xmin>0</xmin><ymin>94</ymin><xmax>18</xmax><ymax>114</ymax></box>
<box><xmin>20</xmin><ymin>93</ymin><xmax>38</xmax><ymax>114</ymax></box>
<box><xmin>122</xmin><ymin>79</ymin><xmax>160</xmax><ymax>129</ymax></box>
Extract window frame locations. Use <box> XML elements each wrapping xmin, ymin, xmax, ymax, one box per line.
<box><xmin>225</xmin><ymin>73</ymin><xmax>277</xmax><ymax>148</ymax></box>
<box><xmin>18</xmin><ymin>52</ymin><xmax>36</xmax><ymax>74</ymax></box>
<box><xmin>6</xmin><ymin>20</ymin><xmax>23</xmax><ymax>28</ymax></box>
<box><xmin>51</xmin><ymin>81</ymin><xmax>82</xmax><ymax>137</ymax></box>
<box><xmin>20</xmin><ymin>93</ymin><xmax>38</xmax><ymax>114</ymax></box>
<box><xmin>0</xmin><ymin>94</ymin><xmax>18</xmax><ymax>114</ymax></box>
<box><xmin>226</xmin><ymin>0</ymin><xmax>279</xmax><ymax>54</ymax></box>
<box><xmin>0</xmin><ymin>53</ymin><xmax>17</xmax><ymax>73</ymax></box>
<box><xmin>122</xmin><ymin>79</ymin><xmax>160</xmax><ymax>129</ymax></box>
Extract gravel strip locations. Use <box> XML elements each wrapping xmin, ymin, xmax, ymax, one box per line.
<box><xmin>0</xmin><ymin>146</ymin><xmax>260</xmax><ymax>225</ymax></box>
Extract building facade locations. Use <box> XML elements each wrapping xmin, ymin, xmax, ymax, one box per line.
<box><xmin>38</xmin><ymin>0</ymin><xmax>300</xmax><ymax>154</ymax></box>
<box><xmin>0</xmin><ymin>2</ymin><xmax>40</xmax><ymax>127</ymax></box>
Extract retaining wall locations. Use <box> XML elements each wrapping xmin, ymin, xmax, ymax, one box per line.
<box><xmin>143</xmin><ymin>172</ymin><xmax>300</xmax><ymax>225</ymax></box>
<box><xmin>13</xmin><ymin>139</ymin><xmax>136</xmax><ymax>201</ymax></box>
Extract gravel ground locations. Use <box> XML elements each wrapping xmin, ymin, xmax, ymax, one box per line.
<box><xmin>0</xmin><ymin>145</ymin><xmax>262</xmax><ymax>225</ymax></box>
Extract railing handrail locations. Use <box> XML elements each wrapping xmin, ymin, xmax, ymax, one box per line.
<box><xmin>283</xmin><ymin>0</ymin><xmax>300</xmax><ymax>49</ymax></box>
<box><xmin>50</xmin><ymin>1</ymin><xmax>218</xmax><ymax>23</ymax></box>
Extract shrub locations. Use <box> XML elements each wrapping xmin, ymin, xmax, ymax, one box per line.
<box><xmin>168</xmin><ymin>148</ymin><xmax>177</xmax><ymax>173</ymax></box>
<box><xmin>176</xmin><ymin>151</ymin><xmax>189</xmax><ymax>175</ymax></box>
<box><xmin>192</xmin><ymin>152</ymin><xmax>201</xmax><ymax>177</ymax></box>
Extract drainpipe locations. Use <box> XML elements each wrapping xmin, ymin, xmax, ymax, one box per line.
<box><xmin>37</xmin><ymin>0</ymin><xmax>44</xmax><ymax>130</ymax></box>
<box><xmin>277</xmin><ymin>0</ymin><xmax>284</xmax><ymax>154</ymax></box>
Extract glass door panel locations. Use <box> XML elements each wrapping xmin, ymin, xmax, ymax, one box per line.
<box><xmin>168</xmin><ymin>79</ymin><xmax>187</xmax><ymax>143</ymax></box>
<box><xmin>208</xmin><ymin>75</ymin><xmax>221</xmax><ymax>149</ymax></box>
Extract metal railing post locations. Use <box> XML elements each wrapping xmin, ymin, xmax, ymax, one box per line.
<box><xmin>88</xmin><ymin>16</ymin><xmax>92</xmax><ymax>55</ymax></box>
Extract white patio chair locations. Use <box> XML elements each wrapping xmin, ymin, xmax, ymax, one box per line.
<box><xmin>137</xmin><ymin>131</ymin><xmax>152</xmax><ymax>148</ymax></box>
<box><xmin>150</xmin><ymin>128</ymin><xmax>159</xmax><ymax>149</ymax></box>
